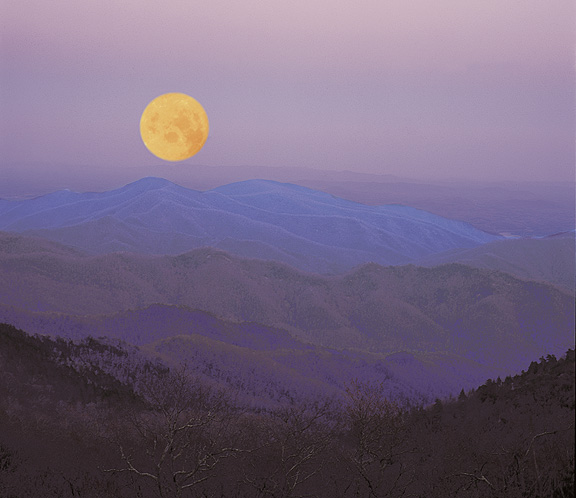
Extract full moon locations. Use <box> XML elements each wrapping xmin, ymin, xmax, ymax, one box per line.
<box><xmin>140</xmin><ymin>93</ymin><xmax>209</xmax><ymax>162</ymax></box>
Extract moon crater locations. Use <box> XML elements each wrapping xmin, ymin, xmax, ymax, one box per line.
<box><xmin>140</xmin><ymin>93</ymin><xmax>209</xmax><ymax>162</ymax></box>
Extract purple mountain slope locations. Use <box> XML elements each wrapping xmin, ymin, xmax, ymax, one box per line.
<box><xmin>0</xmin><ymin>177</ymin><xmax>500</xmax><ymax>273</ymax></box>
<box><xmin>145</xmin><ymin>334</ymin><xmax>493</xmax><ymax>407</ymax></box>
<box><xmin>0</xmin><ymin>303</ymin><xmax>495</xmax><ymax>406</ymax></box>
<box><xmin>0</xmin><ymin>303</ymin><xmax>309</xmax><ymax>351</ymax></box>
<box><xmin>0</xmin><ymin>232</ymin><xmax>572</xmax><ymax>375</ymax></box>
<box><xmin>414</xmin><ymin>236</ymin><xmax>575</xmax><ymax>293</ymax></box>
<box><xmin>0</xmin><ymin>230</ymin><xmax>572</xmax><ymax>405</ymax></box>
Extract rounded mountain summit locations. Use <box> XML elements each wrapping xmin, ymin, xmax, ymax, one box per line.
<box><xmin>0</xmin><ymin>177</ymin><xmax>500</xmax><ymax>273</ymax></box>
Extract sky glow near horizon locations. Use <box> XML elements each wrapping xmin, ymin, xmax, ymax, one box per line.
<box><xmin>0</xmin><ymin>0</ymin><xmax>574</xmax><ymax>183</ymax></box>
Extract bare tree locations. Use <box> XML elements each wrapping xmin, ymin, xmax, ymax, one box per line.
<box><xmin>342</xmin><ymin>379</ymin><xmax>412</xmax><ymax>498</ymax></box>
<box><xmin>106</xmin><ymin>365</ymin><xmax>239</xmax><ymax>498</ymax></box>
<box><xmin>241</xmin><ymin>400</ymin><xmax>337</xmax><ymax>498</ymax></box>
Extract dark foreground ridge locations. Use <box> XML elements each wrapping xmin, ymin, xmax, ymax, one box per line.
<box><xmin>1</xmin><ymin>323</ymin><xmax>573</xmax><ymax>497</ymax></box>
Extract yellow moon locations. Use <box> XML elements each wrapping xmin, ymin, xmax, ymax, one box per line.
<box><xmin>140</xmin><ymin>93</ymin><xmax>209</xmax><ymax>162</ymax></box>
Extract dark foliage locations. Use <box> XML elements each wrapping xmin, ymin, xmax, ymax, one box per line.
<box><xmin>0</xmin><ymin>324</ymin><xmax>573</xmax><ymax>497</ymax></box>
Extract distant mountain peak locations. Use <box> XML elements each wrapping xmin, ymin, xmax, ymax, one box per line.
<box><xmin>0</xmin><ymin>176</ymin><xmax>501</xmax><ymax>272</ymax></box>
<box><xmin>210</xmin><ymin>179</ymin><xmax>326</xmax><ymax>197</ymax></box>
<box><xmin>121</xmin><ymin>177</ymin><xmax>178</xmax><ymax>191</ymax></box>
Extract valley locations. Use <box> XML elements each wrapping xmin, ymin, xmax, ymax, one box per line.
<box><xmin>0</xmin><ymin>177</ymin><xmax>573</xmax><ymax>497</ymax></box>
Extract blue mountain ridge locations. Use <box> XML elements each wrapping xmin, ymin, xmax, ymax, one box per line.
<box><xmin>0</xmin><ymin>177</ymin><xmax>501</xmax><ymax>273</ymax></box>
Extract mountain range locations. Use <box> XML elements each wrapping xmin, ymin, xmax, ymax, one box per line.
<box><xmin>3</xmin><ymin>165</ymin><xmax>573</xmax><ymax>237</ymax></box>
<box><xmin>0</xmin><ymin>177</ymin><xmax>500</xmax><ymax>273</ymax></box>
<box><xmin>0</xmin><ymin>178</ymin><xmax>573</xmax><ymax>406</ymax></box>
<box><xmin>417</xmin><ymin>234</ymin><xmax>575</xmax><ymax>292</ymax></box>
<box><xmin>0</xmin><ymin>232</ymin><xmax>572</xmax><ymax>377</ymax></box>
<box><xmin>0</xmin><ymin>303</ymin><xmax>493</xmax><ymax>406</ymax></box>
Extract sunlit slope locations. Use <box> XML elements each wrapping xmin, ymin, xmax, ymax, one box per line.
<box><xmin>0</xmin><ymin>177</ymin><xmax>499</xmax><ymax>272</ymax></box>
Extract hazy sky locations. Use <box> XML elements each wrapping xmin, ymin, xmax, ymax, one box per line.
<box><xmin>1</xmin><ymin>0</ymin><xmax>574</xmax><ymax>184</ymax></box>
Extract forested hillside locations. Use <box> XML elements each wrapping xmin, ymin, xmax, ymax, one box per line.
<box><xmin>1</xmin><ymin>237</ymin><xmax>573</xmax><ymax>374</ymax></box>
<box><xmin>0</xmin><ymin>323</ymin><xmax>573</xmax><ymax>497</ymax></box>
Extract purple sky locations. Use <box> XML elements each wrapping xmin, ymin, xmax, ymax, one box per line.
<box><xmin>1</xmin><ymin>0</ymin><xmax>574</xmax><ymax>185</ymax></box>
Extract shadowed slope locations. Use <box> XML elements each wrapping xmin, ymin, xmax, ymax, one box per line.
<box><xmin>416</xmin><ymin>236</ymin><xmax>575</xmax><ymax>292</ymax></box>
<box><xmin>0</xmin><ymin>233</ymin><xmax>572</xmax><ymax>374</ymax></box>
<box><xmin>0</xmin><ymin>308</ymin><xmax>493</xmax><ymax>405</ymax></box>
